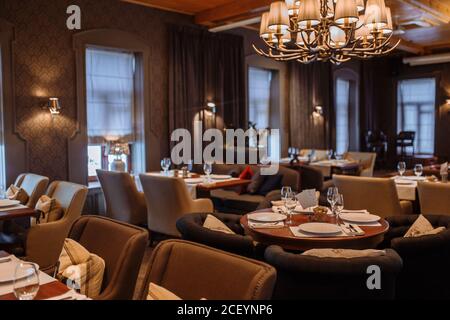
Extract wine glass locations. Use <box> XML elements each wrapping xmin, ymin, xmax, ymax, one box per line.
<box><xmin>160</xmin><ymin>158</ymin><xmax>171</xmax><ymax>175</ymax></box>
<box><xmin>203</xmin><ymin>162</ymin><xmax>213</xmax><ymax>183</ymax></box>
<box><xmin>334</xmin><ymin>193</ymin><xmax>344</xmax><ymax>224</ymax></box>
<box><xmin>281</xmin><ymin>186</ymin><xmax>292</xmax><ymax>202</ymax></box>
<box><xmin>13</xmin><ymin>262</ymin><xmax>40</xmax><ymax>300</ymax></box>
<box><xmin>327</xmin><ymin>187</ymin><xmax>339</xmax><ymax>215</ymax></box>
<box><xmin>327</xmin><ymin>149</ymin><xmax>333</xmax><ymax>160</ymax></box>
<box><xmin>414</xmin><ymin>164</ymin><xmax>423</xmax><ymax>177</ymax></box>
<box><xmin>284</xmin><ymin>192</ymin><xmax>298</xmax><ymax>226</ymax></box>
<box><xmin>397</xmin><ymin>161</ymin><xmax>406</xmax><ymax>177</ymax></box>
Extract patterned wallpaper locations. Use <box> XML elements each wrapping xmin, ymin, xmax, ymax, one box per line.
<box><xmin>0</xmin><ymin>0</ymin><xmax>193</xmax><ymax>181</ymax></box>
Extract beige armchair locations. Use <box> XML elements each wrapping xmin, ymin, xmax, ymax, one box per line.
<box><xmin>333</xmin><ymin>175</ymin><xmax>413</xmax><ymax>218</ymax></box>
<box><xmin>25</xmin><ymin>181</ymin><xmax>88</xmax><ymax>274</ymax></box>
<box><xmin>96</xmin><ymin>170</ymin><xmax>147</xmax><ymax>226</ymax></box>
<box><xmin>13</xmin><ymin>173</ymin><xmax>49</xmax><ymax>208</ymax></box>
<box><xmin>418</xmin><ymin>181</ymin><xmax>450</xmax><ymax>215</ymax></box>
<box><xmin>344</xmin><ymin>152</ymin><xmax>377</xmax><ymax>177</ymax></box>
<box><xmin>300</xmin><ymin>149</ymin><xmax>328</xmax><ymax>161</ymax></box>
<box><xmin>139</xmin><ymin>240</ymin><xmax>276</xmax><ymax>300</ymax></box>
<box><xmin>139</xmin><ymin>174</ymin><xmax>213</xmax><ymax>237</ymax></box>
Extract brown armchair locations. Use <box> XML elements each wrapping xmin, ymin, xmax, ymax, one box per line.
<box><xmin>13</xmin><ymin>173</ymin><xmax>49</xmax><ymax>208</ymax></box>
<box><xmin>417</xmin><ymin>181</ymin><xmax>450</xmax><ymax>216</ymax></box>
<box><xmin>25</xmin><ymin>181</ymin><xmax>88</xmax><ymax>274</ymax></box>
<box><xmin>68</xmin><ymin>216</ymin><xmax>148</xmax><ymax>300</ymax></box>
<box><xmin>96</xmin><ymin>170</ymin><xmax>147</xmax><ymax>226</ymax></box>
<box><xmin>139</xmin><ymin>240</ymin><xmax>276</xmax><ymax>300</ymax></box>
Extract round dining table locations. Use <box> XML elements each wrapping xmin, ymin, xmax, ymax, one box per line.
<box><xmin>240</xmin><ymin>209</ymin><xmax>389</xmax><ymax>251</ymax></box>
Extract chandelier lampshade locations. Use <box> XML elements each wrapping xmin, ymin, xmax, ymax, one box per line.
<box><xmin>334</xmin><ymin>0</ymin><xmax>359</xmax><ymax>25</ymax></box>
<box><xmin>268</xmin><ymin>1</ymin><xmax>290</xmax><ymax>33</ymax></box>
<box><xmin>253</xmin><ymin>0</ymin><xmax>399</xmax><ymax>64</ymax></box>
<box><xmin>297</xmin><ymin>0</ymin><xmax>321</xmax><ymax>28</ymax></box>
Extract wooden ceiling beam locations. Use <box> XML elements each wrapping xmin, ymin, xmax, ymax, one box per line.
<box><xmin>396</xmin><ymin>0</ymin><xmax>450</xmax><ymax>24</ymax></box>
<box><xmin>392</xmin><ymin>36</ymin><xmax>426</xmax><ymax>55</ymax></box>
<box><xmin>195</xmin><ymin>0</ymin><xmax>273</xmax><ymax>26</ymax></box>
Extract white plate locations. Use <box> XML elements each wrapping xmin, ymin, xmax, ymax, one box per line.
<box><xmin>248</xmin><ymin>212</ymin><xmax>287</xmax><ymax>223</ymax></box>
<box><xmin>0</xmin><ymin>199</ymin><xmax>20</xmax><ymax>208</ymax></box>
<box><xmin>298</xmin><ymin>223</ymin><xmax>342</xmax><ymax>235</ymax></box>
<box><xmin>0</xmin><ymin>257</ymin><xmax>40</xmax><ymax>283</ymax></box>
<box><xmin>339</xmin><ymin>212</ymin><xmax>381</xmax><ymax>223</ymax></box>
<box><xmin>401</xmin><ymin>176</ymin><xmax>426</xmax><ymax>181</ymax></box>
<box><xmin>210</xmin><ymin>174</ymin><xmax>232</xmax><ymax>180</ymax></box>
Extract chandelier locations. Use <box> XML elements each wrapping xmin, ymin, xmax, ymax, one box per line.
<box><xmin>253</xmin><ymin>0</ymin><xmax>400</xmax><ymax>64</ymax></box>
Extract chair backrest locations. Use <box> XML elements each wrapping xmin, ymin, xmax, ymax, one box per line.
<box><xmin>139</xmin><ymin>240</ymin><xmax>276</xmax><ymax>300</ymax></box>
<box><xmin>333</xmin><ymin>175</ymin><xmax>403</xmax><ymax>217</ymax></box>
<box><xmin>264</xmin><ymin>245</ymin><xmax>402</xmax><ymax>299</ymax></box>
<box><xmin>139</xmin><ymin>174</ymin><xmax>195</xmax><ymax>236</ymax></box>
<box><xmin>344</xmin><ymin>152</ymin><xmax>377</xmax><ymax>177</ymax></box>
<box><xmin>300</xmin><ymin>149</ymin><xmax>328</xmax><ymax>161</ymax></box>
<box><xmin>25</xmin><ymin>181</ymin><xmax>88</xmax><ymax>273</ymax></box>
<box><xmin>397</xmin><ymin>131</ymin><xmax>415</xmax><ymax>142</ymax></box>
<box><xmin>14</xmin><ymin>173</ymin><xmax>49</xmax><ymax>208</ymax></box>
<box><xmin>418</xmin><ymin>182</ymin><xmax>450</xmax><ymax>215</ymax></box>
<box><xmin>297</xmin><ymin>164</ymin><xmax>324</xmax><ymax>191</ymax></box>
<box><xmin>96</xmin><ymin>170</ymin><xmax>147</xmax><ymax>225</ymax></box>
<box><xmin>69</xmin><ymin>216</ymin><xmax>148</xmax><ymax>300</ymax></box>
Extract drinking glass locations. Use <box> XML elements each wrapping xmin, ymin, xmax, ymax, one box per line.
<box><xmin>334</xmin><ymin>193</ymin><xmax>344</xmax><ymax>224</ymax></box>
<box><xmin>397</xmin><ymin>161</ymin><xmax>406</xmax><ymax>177</ymax></box>
<box><xmin>13</xmin><ymin>262</ymin><xmax>40</xmax><ymax>300</ymax></box>
<box><xmin>414</xmin><ymin>164</ymin><xmax>423</xmax><ymax>177</ymax></box>
<box><xmin>160</xmin><ymin>158</ymin><xmax>171</xmax><ymax>175</ymax></box>
<box><xmin>327</xmin><ymin>187</ymin><xmax>339</xmax><ymax>215</ymax></box>
<box><xmin>203</xmin><ymin>162</ymin><xmax>213</xmax><ymax>183</ymax></box>
<box><xmin>284</xmin><ymin>192</ymin><xmax>297</xmax><ymax>226</ymax></box>
<box><xmin>281</xmin><ymin>186</ymin><xmax>292</xmax><ymax>202</ymax></box>
<box><xmin>0</xmin><ymin>185</ymin><xmax>5</xmax><ymax>200</ymax></box>
<box><xmin>327</xmin><ymin>149</ymin><xmax>334</xmax><ymax>160</ymax></box>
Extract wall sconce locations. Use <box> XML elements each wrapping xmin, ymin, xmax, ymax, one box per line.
<box><xmin>204</xmin><ymin>102</ymin><xmax>216</xmax><ymax>117</ymax></box>
<box><xmin>446</xmin><ymin>99</ymin><xmax>450</xmax><ymax>105</ymax></box>
<box><xmin>313</xmin><ymin>105</ymin><xmax>323</xmax><ymax>117</ymax></box>
<box><xmin>43</xmin><ymin>97</ymin><xmax>61</xmax><ymax>115</ymax></box>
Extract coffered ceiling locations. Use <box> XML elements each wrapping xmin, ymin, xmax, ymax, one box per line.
<box><xmin>123</xmin><ymin>0</ymin><xmax>450</xmax><ymax>54</ymax></box>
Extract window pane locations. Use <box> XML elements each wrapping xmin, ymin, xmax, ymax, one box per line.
<box><xmin>335</xmin><ymin>78</ymin><xmax>350</xmax><ymax>155</ymax></box>
<box><xmin>0</xmin><ymin>49</ymin><xmax>5</xmax><ymax>189</ymax></box>
<box><xmin>87</xmin><ymin>145</ymin><xmax>102</xmax><ymax>177</ymax></box>
<box><xmin>248</xmin><ymin>67</ymin><xmax>272</xmax><ymax>130</ymax></box>
<box><xmin>86</xmin><ymin>48</ymin><xmax>135</xmax><ymax>141</ymax></box>
<box><xmin>397</xmin><ymin>78</ymin><xmax>436</xmax><ymax>154</ymax></box>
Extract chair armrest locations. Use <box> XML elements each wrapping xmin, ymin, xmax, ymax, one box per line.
<box><xmin>191</xmin><ymin>198</ymin><xmax>214</xmax><ymax>212</ymax></box>
<box><xmin>264</xmin><ymin>190</ymin><xmax>282</xmax><ymax>201</ymax></box>
<box><xmin>390</xmin><ymin>230</ymin><xmax>450</xmax><ymax>257</ymax></box>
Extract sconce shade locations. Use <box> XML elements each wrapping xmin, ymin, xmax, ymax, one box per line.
<box><xmin>268</xmin><ymin>1</ymin><xmax>290</xmax><ymax>33</ymax></box>
<box><xmin>335</xmin><ymin>0</ymin><xmax>359</xmax><ymax>25</ymax></box>
<box><xmin>48</xmin><ymin>97</ymin><xmax>61</xmax><ymax>115</ymax></box>
<box><xmin>364</xmin><ymin>0</ymin><xmax>387</xmax><ymax>30</ymax></box>
<box><xmin>297</xmin><ymin>0</ymin><xmax>321</xmax><ymax>28</ymax></box>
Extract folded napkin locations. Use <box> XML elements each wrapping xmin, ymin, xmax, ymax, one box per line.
<box><xmin>341</xmin><ymin>223</ymin><xmax>365</xmax><ymax>236</ymax></box>
<box><xmin>441</xmin><ymin>162</ymin><xmax>448</xmax><ymax>175</ymax></box>
<box><xmin>248</xmin><ymin>221</ymin><xmax>285</xmax><ymax>229</ymax></box>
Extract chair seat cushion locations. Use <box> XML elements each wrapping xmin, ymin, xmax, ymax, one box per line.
<box><xmin>147</xmin><ymin>283</ymin><xmax>181</xmax><ymax>300</ymax></box>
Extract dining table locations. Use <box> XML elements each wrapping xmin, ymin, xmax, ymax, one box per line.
<box><xmin>240</xmin><ymin>209</ymin><xmax>389</xmax><ymax>251</ymax></box>
<box><xmin>0</xmin><ymin>205</ymin><xmax>38</xmax><ymax>222</ymax></box>
<box><xmin>0</xmin><ymin>251</ymin><xmax>86</xmax><ymax>300</ymax></box>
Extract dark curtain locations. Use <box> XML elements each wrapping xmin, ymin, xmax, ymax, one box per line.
<box><xmin>288</xmin><ymin>61</ymin><xmax>332</xmax><ymax>149</ymax></box>
<box><xmin>168</xmin><ymin>25</ymin><xmax>246</xmax><ymax>137</ymax></box>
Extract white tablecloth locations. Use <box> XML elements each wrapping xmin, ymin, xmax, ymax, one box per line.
<box><xmin>310</xmin><ymin>160</ymin><xmax>354</xmax><ymax>177</ymax></box>
<box><xmin>392</xmin><ymin>176</ymin><xmax>422</xmax><ymax>201</ymax></box>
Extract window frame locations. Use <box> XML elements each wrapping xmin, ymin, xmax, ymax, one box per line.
<box><xmin>396</xmin><ymin>75</ymin><xmax>439</xmax><ymax>155</ymax></box>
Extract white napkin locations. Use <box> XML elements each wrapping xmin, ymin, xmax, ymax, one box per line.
<box><xmin>248</xmin><ymin>221</ymin><xmax>285</xmax><ymax>229</ymax></box>
<box><xmin>441</xmin><ymin>162</ymin><xmax>448</xmax><ymax>175</ymax></box>
<box><xmin>45</xmin><ymin>289</ymin><xmax>89</xmax><ymax>300</ymax></box>
<box><xmin>296</xmin><ymin>189</ymin><xmax>318</xmax><ymax>209</ymax></box>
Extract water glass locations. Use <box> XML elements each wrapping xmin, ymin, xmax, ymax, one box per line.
<box><xmin>203</xmin><ymin>162</ymin><xmax>213</xmax><ymax>183</ymax></box>
<box><xmin>397</xmin><ymin>161</ymin><xmax>406</xmax><ymax>177</ymax></box>
<box><xmin>281</xmin><ymin>186</ymin><xmax>292</xmax><ymax>202</ymax></box>
<box><xmin>334</xmin><ymin>193</ymin><xmax>344</xmax><ymax>223</ymax></box>
<box><xmin>13</xmin><ymin>262</ymin><xmax>40</xmax><ymax>300</ymax></box>
<box><xmin>284</xmin><ymin>192</ymin><xmax>297</xmax><ymax>226</ymax></box>
<box><xmin>327</xmin><ymin>187</ymin><xmax>339</xmax><ymax>215</ymax></box>
<box><xmin>327</xmin><ymin>149</ymin><xmax>334</xmax><ymax>160</ymax></box>
<box><xmin>414</xmin><ymin>164</ymin><xmax>423</xmax><ymax>177</ymax></box>
<box><xmin>160</xmin><ymin>158</ymin><xmax>171</xmax><ymax>175</ymax></box>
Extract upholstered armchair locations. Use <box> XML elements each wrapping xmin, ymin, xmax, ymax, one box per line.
<box><xmin>264</xmin><ymin>245</ymin><xmax>403</xmax><ymax>300</ymax></box>
<box><xmin>139</xmin><ymin>174</ymin><xmax>213</xmax><ymax>237</ymax></box>
<box><xmin>96</xmin><ymin>170</ymin><xmax>147</xmax><ymax>226</ymax></box>
<box><xmin>139</xmin><ymin>240</ymin><xmax>276</xmax><ymax>300</ymax></box>
<box><xmin>417</xmin><ymin>181</ymin><xmax>450</xmax><ymax>216</ymax></box>
<box><xmin>176</xmin><ymin>212</ymin><xmax>259</xmax><ymax>258</ymax></box>
<box><xmin>13</xmin><ymin>173</ymin><xmax>49</xmax><ymax>208</ymax></box>
<box><xmin>344</xmin><ymin>152</ymin><xmax>377</xmax><ymax>177</ymax></box>
<box><xmin>68</xmin><ymin>216</ymin><xmax>148</xmax><ymax>300</ymax></box>
<box><xmin>25</xmin><ymin>181</ymin><xmax>88</xmax><ymax>274</ymax></box>
<box><xmin>333</xmin><ymin>175</ymin><xmax>413</xmax><ymax>217</ymax></box>
<box><xmin>382</xmin><ymin>214</ymin><xmax>450</xmax><ymax>299</ymax></box>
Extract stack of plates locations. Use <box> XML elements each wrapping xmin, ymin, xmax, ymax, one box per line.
<box><xmin>248</xmin><ymin>212</ymin><xmax>286</xmax><ymax>223</ymax></box>
<box><xmin>339</xmin><ymin>212</ymin><xmax>380</xmax><ymax>223</ymax></box>
<box><xmin>298</xmin><ymin>223</ymin><xmax>342</xmax><ymax>235</ymax></box>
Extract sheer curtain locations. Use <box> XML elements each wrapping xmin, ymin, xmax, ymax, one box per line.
<box><xmin>335</xmin><ymin>78</ymin><xmax>350</xmax><ymax>155</ymax></box>
<box><xmin>0</xmin><ymin>51</ymin><xmax>5</xmax><ymax>189</ymax></box>
<box><xmin>248</xmin><ymin>67</ymin><xmax>272</xmax><ymax>129</ymax></box>
<box><xmin>397</xmin><ymin>78</ymin><xmax>436</xmax><ymax>154</ymax></box>
<box><xmin>86</xmin><ymin>48</ymin><xmax>135</xmax><ymax>143</ymax></box>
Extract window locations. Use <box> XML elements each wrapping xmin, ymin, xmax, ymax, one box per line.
<box><xmin>248</xmin><ymin>67</ymin><xmax>280</xmax><ymax>160</ymax></box>
<box><xmin>397</xmin><ymin>78</ymin><xmax>436</xmax><ymax>154</ymax></box>
<box><xmin>0</xmin><ymin>49</ymin><xmax>5</xmax><ymax>189</ymax></box>
<box><xmin>86</xmin><ymin>48</ymin><xmax>136</xmax><ymax>178</ymax></box>
<box><xmin>335</xmin><ymin>78</ymin><xmax>350</xmax><ymax>155</ymax></box>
